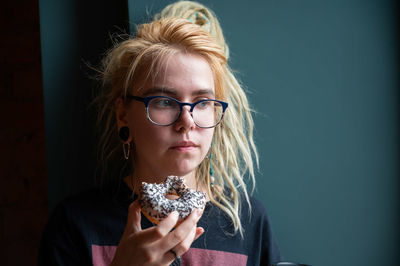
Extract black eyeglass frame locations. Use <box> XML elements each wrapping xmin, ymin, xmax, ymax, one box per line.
<box><xmin>125</xmin><ymin>94</ymin><xmax>228</xmax><ymax>128</ymax></box>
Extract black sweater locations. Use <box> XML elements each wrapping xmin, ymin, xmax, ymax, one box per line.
<box><xmin>38</xmin><ymin>182</ymin><xmax>282</xmax><ymax>266</ymax></box>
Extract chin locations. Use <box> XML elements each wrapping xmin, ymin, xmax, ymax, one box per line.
<box><xmin>168</xmin><ymin>168</ymin><xmax>194</xmax><ymax>177</ymax></box>
<box><xmin>167</xmin><ymin>164</ymin><xmax>198</xmax><ymax>178</ymax></box>
<box><xmin>170</xmin><ymin>160</ymin><xmax>199</xmax><ymax>176</ymax></box>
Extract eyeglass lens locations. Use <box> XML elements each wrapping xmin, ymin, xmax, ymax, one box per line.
<box><xmin>147</xmin><ymin>97</ymin><xmax>223</xmax><ymax>127</ymax></box>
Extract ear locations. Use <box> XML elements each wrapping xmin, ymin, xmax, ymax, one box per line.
<box><xmin>115</xmin><ymin>97</ymin><xmax>130</xmax><ymax>131</ymax></box>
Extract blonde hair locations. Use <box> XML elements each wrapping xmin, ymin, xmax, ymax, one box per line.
<box><xmin>154</xmin><ymin>1</ymin><xmax>229</xmax><ymax>58</ymax></box>
<box><xmin>155</xmin><ymin>1</ymin><xmax>259</xmax><ymax>237</ymax></box>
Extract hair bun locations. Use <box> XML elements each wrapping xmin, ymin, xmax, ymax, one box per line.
<box><xmin>186</xmin><ymin>11</ymin><xmax>211</xmax><ymax>31</ymax></box>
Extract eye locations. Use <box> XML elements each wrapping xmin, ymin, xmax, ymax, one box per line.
<box><xmin>153</xmin><ymin>98</ymin><xmax>173</xmax><ymax>107</ymax></box>
<box><xmin>196</xmin><ymin>100</ymin><xmax>213</xmax><ymax>109</ymax></box>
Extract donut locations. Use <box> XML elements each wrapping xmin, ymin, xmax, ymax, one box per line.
<box><xmin>139</xmin><ymin>176</ymin><xmax>206</xmax><ymax>224</ymax></box>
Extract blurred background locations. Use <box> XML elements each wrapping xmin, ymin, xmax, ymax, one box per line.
<box><xmin>1</xmin><ymin>0</ymin><xmax>398</xmax><ymax>265</ymax></box>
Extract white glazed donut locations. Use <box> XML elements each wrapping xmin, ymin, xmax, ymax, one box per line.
<box><xmin>139</xmin><ymin>176</ymin><xmax>206</xmax><ymax>224</ymax></box>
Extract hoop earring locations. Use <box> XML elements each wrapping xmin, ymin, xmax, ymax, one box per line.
<box><xmin>119</xmin><ymin>127</ymin><xmax>131</xmax><ymax>160</ymax></box>
<box><xmin>123</xmin><ymin>142</ymin><xmax>130</xmax><ymax>160</ymax></box>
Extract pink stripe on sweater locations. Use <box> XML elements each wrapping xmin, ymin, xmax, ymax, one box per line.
<box><xmin>91</xmin><ymin>245</ymin><xmax>247</xmax><ymax>266</ymax></box>
<box><xmin>181</xmin><ymin>247</ymin><xmax>248</xmax><ymax>266</ymax></box>
<box><xmin>92</xmin><ymin>245</ymin><xmax>117</xmax><ymax>266</ymax></box>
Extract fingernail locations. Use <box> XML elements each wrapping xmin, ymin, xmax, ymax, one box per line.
<box><xmin>195</xmin><ymin>227</ymin><xmax>204</xmax><ymax>240</ymax></box>
<box><xmin>197</xmin><ymin>227</ymin><xmax>204</xmax><ymax>234</ymax></box>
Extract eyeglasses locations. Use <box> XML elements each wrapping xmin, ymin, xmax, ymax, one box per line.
<box><xmin>125</xmin><ymin>95</ymin><xmax>228</xmax><ymax>128</ymax></box>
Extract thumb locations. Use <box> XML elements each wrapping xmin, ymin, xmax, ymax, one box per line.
<box><xmin>125</xmin><ymin>200</ymin><xmax>142</xmax><ymax>235</ymax></box>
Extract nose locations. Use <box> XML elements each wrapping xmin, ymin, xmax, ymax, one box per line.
<box><xmin>173</xmin><ymin>106</ymin><xmax>196</xmax><ymax>133</ymax></box>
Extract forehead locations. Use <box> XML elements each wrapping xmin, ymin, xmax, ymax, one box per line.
<box><xmin>136</xmin><ymin>52</ymin><xmax>215</xmax><ymax>97</ymax></box>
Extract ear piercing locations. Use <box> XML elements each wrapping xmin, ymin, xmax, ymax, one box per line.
<box><xmin>119</xmin><ymin>126</ymin><xmax>130</xmax><ymax>142</ymax></box>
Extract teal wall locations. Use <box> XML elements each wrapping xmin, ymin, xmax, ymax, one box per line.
<box><xmin>40</xmin><ymin>0</ymin><xmax>399</xmax><ymax>265</ymax></box>
<box><xmin>129</xmin><ymin>0</ymin><xmax>399</xmax><ymax>265</ymax></box>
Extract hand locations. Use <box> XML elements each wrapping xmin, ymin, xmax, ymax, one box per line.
<box><xmin>110</xmin><ymin>200</ymin><xmax>204</xmax><ymax>266</ymax></box>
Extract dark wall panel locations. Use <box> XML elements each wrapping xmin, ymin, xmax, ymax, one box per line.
<box><xmin>1</xmin><ymin>1</ymin><xmax>47</xmax><ymax>265</ymax></box>
<box><xmin>39</xmin><ymin>0</ymin><xmax>130</xmax><ymax>211</ymax></box>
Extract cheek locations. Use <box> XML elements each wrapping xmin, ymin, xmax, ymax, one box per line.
<box><xmin>130</xmin><ymin>117</ymin><xmax>170</xmax><ymax>150</ymax></box>
<box><xmin>131</xmin><ymin>126</ymin><xmax>164</xmax><ymax>163</ymax></box>
<box><xmin>127</xmin><ymin>107</ymin><xmax>149</xmax><ymax>143</ymax></box>
<box><xmin>201</xmin><ymin>129</ymin><xmax>215</xmax><ymax>152</ymax></box>
<box><xmin>127</xmin><ymin>105</ymin><xmax>147</xmax><ymax>133</ymax></box>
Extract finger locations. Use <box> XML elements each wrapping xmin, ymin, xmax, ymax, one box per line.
<box><xmin>193</xmin><ymin>227</ymin><xmax>204</xmax><ymax>241</ymax></box>
<box><xmin>163</xmin><ymin>249</ymin><xmax>178</xmax><ymax>265</ymax></box>
<box><xmin>161</xmin><ymin>226</ymin><xmax>204</xmax><ymax>265</ymax></box>
<box><xmin>170</xmin><ymin>225</ymin><xmax>197</xmax><ymax>258</ymax></box>
<box><xmin>161</xmin><ymin>209</ymin><xmax>203</xmax><ymax>250</ymax></box>
<box><xmin>125</xmin><ymin>200</ymin><xmax>142</xmax><ymax>234</ymax></box>
<box><xmin>137</xmin><ymin>211</ymin><xmax>180</xmax><ymax>244</ymax></box>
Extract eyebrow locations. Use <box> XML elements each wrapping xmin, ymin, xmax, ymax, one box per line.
<box><xmin>142</xmin><ymin>87</ymin><xmax>215</xmax><ymax>98</ymax></box>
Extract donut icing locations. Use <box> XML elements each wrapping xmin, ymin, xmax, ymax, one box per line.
<box><xmin>139</xmin><ymin>176</ymin><xmax>206</xmax><ymax>223</ymax></box>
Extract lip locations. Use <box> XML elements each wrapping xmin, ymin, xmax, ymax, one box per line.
<box><xmin>170</xmin><ymin>141</ymin><xmax>199</xmax><ymax>151</ymax></box>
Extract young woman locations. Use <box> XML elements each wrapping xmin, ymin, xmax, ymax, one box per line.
<box><xmin>39</xmin><ymin>4</ymin><xmax>282</xmax><ymax>266</ymax></box>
